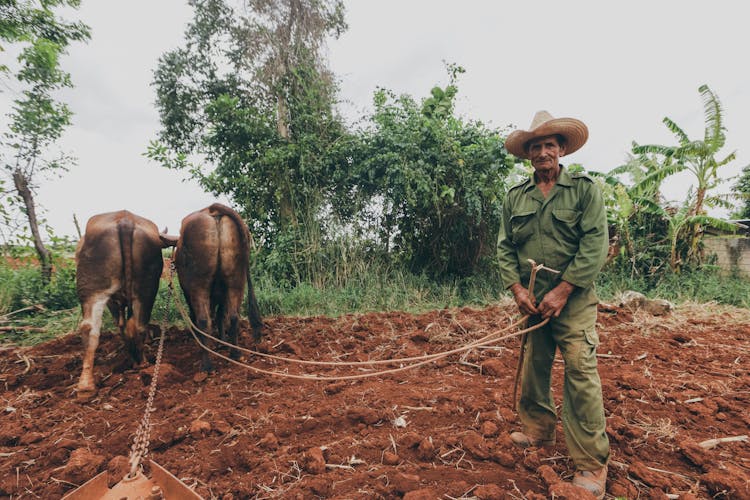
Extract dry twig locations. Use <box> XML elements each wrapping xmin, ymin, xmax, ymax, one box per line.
<box><xmin>698</xmin><ymin>435</ymin><xmax>748</xmax><ymax>449</ymax></box>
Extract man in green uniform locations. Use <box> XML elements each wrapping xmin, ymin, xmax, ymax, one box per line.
<box><xmin>497</xmin><ymin>111</ymin><xmax>609</xmax><ymax>499</ymax></box>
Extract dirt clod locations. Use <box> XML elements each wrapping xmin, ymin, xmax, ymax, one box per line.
<box><xmin>0</xmin><ymin>303</ymin><xmax>748</xmax><ymax>498</ymax></box>
<box><xmin>474</xmin><ymin>483</ymin><xmax>504</xmax><ymax>500</ymax></box>
<box><xmin>61</xmin><ymin>448</ymin><xmax>106</xmax><ymax>484</ymax></box>
<box><xmin>301</xmin><ymin>446</ymin><xmax>326</xmax><ymax>474</ymax></box>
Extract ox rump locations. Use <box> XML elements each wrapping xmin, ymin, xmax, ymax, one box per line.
<box><xmin>172</xmin><ymin>203</ymin><xmax>264</xmax><ymax>372</ymax></box>
<box><xmin>74</xmin><ymin>210</ymin><xmax>175</xmax><ymax>401</ymax></box>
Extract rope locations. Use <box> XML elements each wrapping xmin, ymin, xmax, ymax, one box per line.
<box><xmin>185</xmin><ymin>316</ymin><xmax>548</xmax><ymax>381</ymax></box>
<box><xmin>166</xmin><ymin>269</ymin><xmax>548</xmax><ymax>380</ymax></box>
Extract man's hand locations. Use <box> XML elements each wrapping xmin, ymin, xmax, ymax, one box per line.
<box><xmin>537</xmin><ymin>281</ymin><xmax>575</xmax><ymax>319</ymax></box>
<box><xmin>510</xmin><ymin>282</ymin><xmax>538</xmax><ymax>316</ymax></box>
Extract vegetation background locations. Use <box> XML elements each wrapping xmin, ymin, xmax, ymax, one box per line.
<box><xmin>2</xmin><ymin>0</ymin><xmax>750</xmax><ymax>346</ymax></box>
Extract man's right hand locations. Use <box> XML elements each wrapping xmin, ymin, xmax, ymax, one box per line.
<box><xmin>510</xmin><ymin>283</ymin><xmax>538</xmax><ymax>316</ymax></box>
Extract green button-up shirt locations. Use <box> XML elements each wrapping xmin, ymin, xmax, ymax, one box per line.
<box><xmin>497</xmin><ymin>166</ymin><xmax>608</xmax><ymax>329</ymax></box>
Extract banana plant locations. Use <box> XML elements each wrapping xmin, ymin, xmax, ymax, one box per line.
<box><xmin>592</xmin><ymin>166</ymin><xmax>668</xmax><ymax>277</ymax></box>
<box><xmin>629</xmin><ymin>84</ymin><xmax>738</xmax><ymax>266</ymax></box>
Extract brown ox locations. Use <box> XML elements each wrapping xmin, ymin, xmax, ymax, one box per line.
<box><xmin>174</xmin><ymin>203</ymin><xmax>263</xmax><ymax>372</ymax></box>
<box><xmin>74</xmin><ymin>210</ymin><xmax>173</xmax><ymax>400</ymax></box>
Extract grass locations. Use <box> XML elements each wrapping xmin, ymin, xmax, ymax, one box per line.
<box><xmin>596</xmin><ymin>265</ymin><xmax>750</xmax><ymax>308</ymax></box>
<box><xmin>2</xmin><ymin>257</ymin><xmax>750</xmax><ymax>347</ymax></box>
<box><xmin>256</xmin><ymin>270</ymin><xmax>504</xmax><ymax>317</ymax></box>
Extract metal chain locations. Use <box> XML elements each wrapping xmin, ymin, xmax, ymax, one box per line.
<box><xmin>126</xmin><ymin>264</ymin><xmax>172</xmax><ymax>479</ymax></box>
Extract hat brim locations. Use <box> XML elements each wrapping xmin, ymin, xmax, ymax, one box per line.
<box><xmin>505</xmin><ymin>117</ymin><xmax>588</xmax><ymax>160</ymax></box>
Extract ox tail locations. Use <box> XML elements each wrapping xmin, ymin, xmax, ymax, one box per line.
<box><xmin>116</xmin><ymin>216</ymin><xmax>136</xmax><ymax>305</ymax></box>
<box><xmin>208</xmin><ymin>203</ymin><xmax>264</xmax><ymax>341</ymax></box>
<box><xmin>245</xmin><ymin>261</ymin><xmax>264</xmax><ymax>342</ymax></box>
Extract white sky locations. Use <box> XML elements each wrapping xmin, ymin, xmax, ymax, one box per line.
<box><xmin>2</xmin><ymin>0</ymin><xmax>749</xmax><ymax>239</ymax></box>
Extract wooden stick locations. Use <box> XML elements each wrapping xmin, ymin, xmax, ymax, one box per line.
<box><xmin>325</xmin><ymin>463</ymin><xmax>355</xmax><ymax>471</ymax></box>
<box><xmin>0</xmin><ymin>304</ymin><xmax>45</xmax><ymax>320</ymax></box>
<box><xmin>0</xmin><ymin>326</ymin><xmax>45</xmax><ymax>332</ymax></box>
<box><xmin>512</xmin><ymin>260</ymin><xmax>559</xmax><ymax>410</ymax></box>
<box><xmin>698</xmin><ymin>435</ymin><xmax>748</xmax><ymax>449</ymax></box>
<box><xmin>400</xmin><ymin>406</ymin><xmax>434</xmax><ymax>411</ymax></box>
<box><xmin>682</xmin><ymin>397</ymin><xmax>703</xmax><ymax>404</ymax></box>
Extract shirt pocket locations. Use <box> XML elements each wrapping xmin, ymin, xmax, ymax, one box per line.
<box><xmin>551</xmin><ymin>208</ymin><xmax>582</xmax><ymax>243</ymax></box>
<box><xmin>509</xmin><ymin>210</ymin><xmax>536</xmax><ymax>246</ymax></box>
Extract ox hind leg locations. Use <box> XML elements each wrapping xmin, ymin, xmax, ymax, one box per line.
<box><xmin>221</xmin><ymin>289</ymin><xmax>243</xmax><ymax>361</ymax></box>
<box><xmin>107</xmin><ymin>302</ymin><xmax>126</xmax><ymax>336</ymax></box>
<box><xmin>76</xmin><ymin>285</ymin><xmax>118</xmax><ymax>401</ymax></box>
<box><xmin>123</xmin><ymin>301</ymin><xmax>151</xmax><ymax>367</ymax></box>
<box><xmin>188</xmin><ymin>291</ymin><xmax>215</xmax><ymax>372</ymax></box>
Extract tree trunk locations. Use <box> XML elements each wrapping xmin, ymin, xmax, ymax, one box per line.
<box><xmin>275</xmin><ymin>93</ymin><xmax>297</xmax><ymax>228</ymax></box>
<box><xmin>273</xmin><ymin>0</ymin><xmax>298</xmax><ymax>230</ymax></box>
<box><xmin>12</xmin><ymin>169</ymin><xmax>52</xmax><ymax>283</ymax></box>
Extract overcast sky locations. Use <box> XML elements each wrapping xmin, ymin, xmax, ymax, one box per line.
<box><xmin>2</xmin><ymin>0</ymin><xmax>749</xmax><ymax>239</ymax></box>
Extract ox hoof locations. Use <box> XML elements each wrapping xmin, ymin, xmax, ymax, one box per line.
<box><xmin>75</xmin><ymin>387</ymin><xmax>97</xmax><ymax>402</ymax></box>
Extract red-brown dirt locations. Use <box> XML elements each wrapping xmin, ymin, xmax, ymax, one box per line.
<box><xmin>1</xmin><ymin>301</ymin><xmax>749</xmax><ymax>499</ymax></box>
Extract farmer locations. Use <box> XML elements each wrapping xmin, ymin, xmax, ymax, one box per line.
<box><xmin>497</xmin><ymin>111</ymin><xmax>609</xmax><ymax>498</ymax></box>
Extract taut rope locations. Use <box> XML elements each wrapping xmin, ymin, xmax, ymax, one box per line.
<box><xmin>167</xmin><ymin>265</ymin><xmax>552</xmax><ymax>382</ymax></box>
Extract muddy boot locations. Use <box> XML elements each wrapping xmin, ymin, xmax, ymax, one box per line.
<box><xmin>509</xmin><ymin>431</ymin><xmax>554</xmax><ymax>449</ymax></box>
<box><xmin>572</xmin><ymin>465</ymin><xmax>607</xmax><ymax>500</ymax></box>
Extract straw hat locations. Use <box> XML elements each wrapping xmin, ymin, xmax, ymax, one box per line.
<box><xmin>505</xmin><ymin>110</ymin><xmax>588</xmax><ymax>159</ymax></box>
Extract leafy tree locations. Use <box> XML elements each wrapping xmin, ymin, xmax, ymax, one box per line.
<box><xmin>629</xmin><ymin>84</ymin><xmax>738</xmax><ymax>267</ymax></box>
<box><xmin>148</xmin><ymin>0</ymin><xmax>349</xmax><ymax>237</ymax></box>
<box><xmin>594</xmin><ymin>153</ymin><xmax>673</xmax><ymax>276</ymax></box>
<box><xmin>655</xmin><ymin>198</ymin><xmax>737</xmax><ymax>272</ymax></box>
<box><xmin>147</xmin><ymin>0</ymin><xmax>358</xmax><ymax>286</ymax></box>
<box><xmin>1</xmin><ymin>0</ymin><xmax>89</xmax><ymax>74</ymax></box>
<box><xmin>0</xmin><ymin>0</ymin><xmax>90</xmax><ymax>280</ymax></box>
<box><xmin>354</xmin><ymin>66</ymin><xmax>512</xmax><ymax>277</ymax></box>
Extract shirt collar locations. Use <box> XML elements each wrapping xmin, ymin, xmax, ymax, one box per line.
<box><xmin>524</xmin><ymin>164</ymin><xmax>572</xmax><ymax>192</ymax></box>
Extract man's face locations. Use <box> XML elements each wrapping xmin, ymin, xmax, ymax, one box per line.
<box><xmin>527</xmin><ymin>135</ymin><xmax>566</xmax><ymax>172</ymax></box>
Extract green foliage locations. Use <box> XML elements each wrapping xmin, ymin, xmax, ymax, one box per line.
<box><xmin>148</xmin><ymin>0</ymin><xmax>351</xmax><ymax>239</ymax></box>
<box><xmin>1</xmin><ymin>0</ymin><xmax>90</xmax><ymax>171</ymax></box>
<box><xmin>1</xmin><ymin>0</ymin><xmax>89</xmax><ymax>277</ymax></box>
<box><xmin>601</xmin><ymin>84</ymin><xmax>742</xmax><ymax>275</ymax></box>
<box><xmin>255</xmin><ymin>265</ymin><xmax>504</xmax><ymax>317</ymax></box>
<box><xmin>626</xmin><ymin>85</ymin><xmax>738</xmax><ymax>268</ymax></box>
<box><xmin>0</xmin><ymin>245</ymin><xmax>80</xmax><ymax>346</ymax></box>
<box><xmin>597</xmin><ymin>264</ymin><xmax>750</xmax><ymax>309</ymax></box>
<box><xmin>0</xmin><ymin>253</ymin><xmax>78</xmax><ymax>313</ymax></box>
<box><xmin>5</xmin><ymin>247</ymin><xmax>750</xmax><ymax>347</ymax></box>
<box><xmin>147</xmin><ymin>0</ymin><xmax>360</xmax><ymax>286</ymax></box>
<box><xmin>732</xmin><ymin>163</ymin><xmax>750</xmax><ymax>219</ymax></box>
<box><xmin>0</xmin><ymin>1</ymin><xmax>89</xmax><ymax>50</ymax></box>
<box><xmin>354</xmin><ymin>66</ymin><xmax>512</xmax><ymax>277</ymax></box>
<box><xmin>151</xmin><ymin>279</ymin><xmax>189</xmax><ymax>327</ymax></box>
<box><xmin>0</xmin><ymin>308</ymin><xmax>79</xmax><ymax>346</ymax></box>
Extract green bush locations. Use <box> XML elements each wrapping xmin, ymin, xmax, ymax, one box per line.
<box><xmin>0</xmin><ymin>259</ymin><xmax>78</xmax><ymax>313</ymax></box>
<box><xmin>2</xmin><ymin>239</ymin><xmax>750</xmax><ymax>348</ymax></box>
<box><xmin>596</xmin><ymin>264</ymin><xmax>750</xmax><ymax>308</ymax></box>
<box><xmin>44</xmin><ymin>262</ymin><xmax>78</xmax><ymax>310</ymax></box>
<box><xmin>0</xmin><ymin>263</ymin><xmax>45</xmax><ymax>313</ymax></box>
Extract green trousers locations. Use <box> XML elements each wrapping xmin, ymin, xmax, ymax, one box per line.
<box><xmin>518</xmin><ymin>316</ymin><xmax>610</xmax><ymax>471</ymax></box>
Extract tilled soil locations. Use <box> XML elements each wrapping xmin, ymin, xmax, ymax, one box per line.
<box><xmin>1</xmin><ymin>301</ymin><xmax>749</xmax><ymax>499</ymax></box>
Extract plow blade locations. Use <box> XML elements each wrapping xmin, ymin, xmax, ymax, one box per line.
<box><xmin>62</xmin><ymin>459</ymin><xmax>203</xmax><ymax>500</ymax></box>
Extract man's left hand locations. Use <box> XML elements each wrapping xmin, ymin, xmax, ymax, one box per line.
<box><xmin>537</xmin><ymin>281</ymin><xmax>576</xmax><ymax>319</ymax></box>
